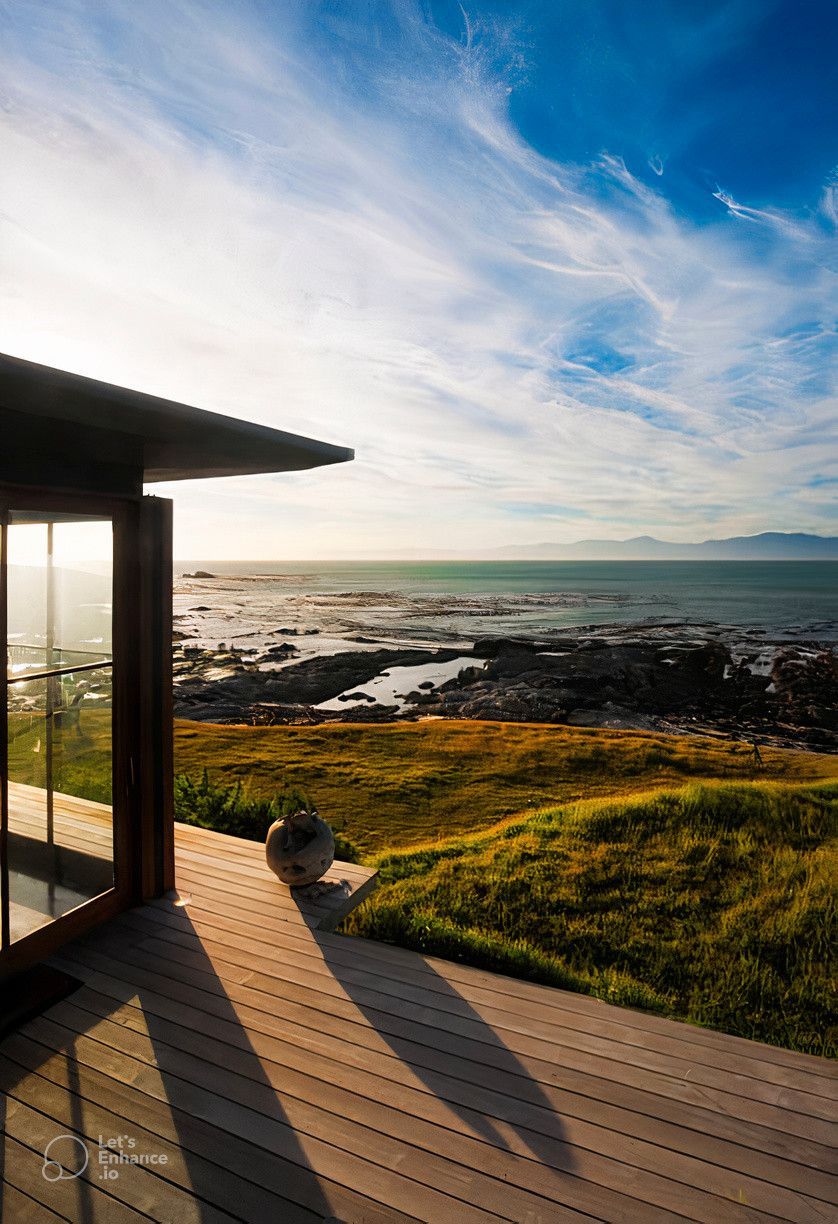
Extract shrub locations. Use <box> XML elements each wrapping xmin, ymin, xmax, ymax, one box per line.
<box><xmin>174</xmin><ymin>770</ymin><xmax>361</xmax><ymax>863</ymax></box>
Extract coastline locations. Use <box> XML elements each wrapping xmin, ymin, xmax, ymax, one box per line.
<box><xmin>172</xmin><ymin>570</ymin><xmax>837</xmax><ymax>750</ymax></box>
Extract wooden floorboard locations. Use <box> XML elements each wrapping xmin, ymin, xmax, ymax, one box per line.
<box><xmin>52</xmin><ymin>932</ymin><xmax>834</xmax><ymax>1222</ymax></box>
<box><xmin>173</xmin><ymin>828</ymin><xmax>834</xmax><ymax>1076</ymax></box>
<box><xmin>95</xmin><ymin>909</ymin><xmax>838</xmax><ymax>1171</ymax></box>
<box><xmin>7</xmin><ymin>781</ymin><xmax>378</xmax><ymax>931</ymax></box>
<box><xmin>54</xmin><ymin>974</ymin><xmax>836</xmax><ymax>1212</ymax></box>
<box><xmin>53</xmin><ymin>944</ymin><xmax>837</xmax><ymax>1172</ymax></box>
<box><xmin>0</xmin><ymin>1037</ymin><xmax>396</xmax><ymax>1224</ymax></box>
<box><xmin>97</xmin><ymin>917</ymin><xmax>834</xmax><ymax>1124</ymax></box>
<box><xmin>151</xmin><ymin>876</ymin><xmax>828</xmax><ymax>1076</ymax></box>
<box><xmin>117</xmin><ymin>897</ymin><xmax>836</xmax><ymax>1100</ymax></box>
<box><xmin>1</xmin><ymin>813</ymin><xmax>835</xmax><ymax>1223</ymax></box>
<box><xmin>0</xmin><ymin>1181</ymin><xmax>65</xmax><ymax>1224</ymax></box>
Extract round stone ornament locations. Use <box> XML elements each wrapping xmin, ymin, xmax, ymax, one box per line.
<box><xmin>265</xmin><ymin>809</ymin><xmax>335</xmax><ymax>887</ymax></box>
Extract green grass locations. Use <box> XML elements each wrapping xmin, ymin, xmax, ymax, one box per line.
<box><xmin>7</xmin><ymin>708</ymin><xmax>112</xmax><ymax>804</ymax></box>
<box><xmin>344</xmin><ymin>779</ymin><xmax>838</xmax><ymax>1056</ymax></box>
<box><xmin>172</xmin><ymin>718</ymin><xmax>838</xmax><ymax>855</ymax></box>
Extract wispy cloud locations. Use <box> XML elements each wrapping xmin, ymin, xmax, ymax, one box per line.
<box><xmin>0</xmin><ymin>0</ymin><xmax>834</xmax><ymax>556</ymax></box>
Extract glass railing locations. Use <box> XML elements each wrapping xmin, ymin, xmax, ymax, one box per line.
<box><xmin>6</xmin><ymin>664</ymin><xmax>114</xmax><ymax>942</ymax></box>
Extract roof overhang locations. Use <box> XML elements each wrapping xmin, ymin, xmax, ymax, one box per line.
<box><xmin>0</xmin><ymin>353</ymin><xmax>353</xmax><ymax>485</ymax></box>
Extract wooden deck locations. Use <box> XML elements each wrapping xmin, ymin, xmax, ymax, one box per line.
<box><xmin>1</xmin><ymin>820</ymin><xmax>836</xmax><ymax>1223</ymax></box>
<box><xmin>6</xmin><ymin>781</ymin><xmax>378</xmax><ymax>934</ymax></box>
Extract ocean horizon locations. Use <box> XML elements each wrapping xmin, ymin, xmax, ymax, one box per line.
<box><xmin>174</xmin><ymin>559</ymin><xmax>838</xmax><ymax>644</ymax></box>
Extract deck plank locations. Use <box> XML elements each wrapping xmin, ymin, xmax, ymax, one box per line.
<box><xmin>99</xmin><ymin>919</ymin><xmax>835</xmax><ymax>1122</ymax></box>
<box><xmin>150</xmin><ymin>877</ymin><xmax>830</xmax><ymax>1075</ymax></box>
<box><xmin>95</xmin><ymin>909</ymin><xmax>838</xmax><ymax>1174</ymax></box>
<box><xmin>57</xmin><ymin>975</ymin><xmax>838</xmax><ymax>1208</ymax></box>
<box><xmin>51</xmin><ymin>935</ymin><xmax>835</xmax><ymax>1222</ymax></box>
<box><xmin>54</xmin><ymin>945</ymin><xmax>838</xmax><ymax>1172</ymax></box>
<box><xmin>1</xmin><ymin>1035</ymin><xmax>400</xmax><ymax>1224</ymax></box>
<box><xmin>1</xmin><ymin>811</ymin><xmax>835</xmax><ymax>1224</ymax></box>
<box><xmin>0</xmin><ymin>1182</ymin><xmax>66</xmax><ymax>1223</ymax></box>
<box><xmin>1</xmin><ymin>1121</ymin><xmax>150</xmax><ymax>1223</ymax></box>
<box><xmin>59</xmin><ymin>928</ymin><xmax>836</xmax><ymax>1158</ymax></box>
<box><xmin>115</xmin><ymin>900</ymin><xmax>836</xmax><ymax>1098</ymax></box>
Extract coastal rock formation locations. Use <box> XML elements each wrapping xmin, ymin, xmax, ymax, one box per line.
<box><xmin>171</xmin><ymin>626</ymin><xmax>837</xmax><ymax>749</ymax></box>
<box><xmin>771</xmin><ymin>648</ymin><xmax>838</xmax><ymax>730</ymax></box>
<box><xmin>173</xmin><ymin>645</ymin><xmax>458</xmax><ymax>721</ymax></box>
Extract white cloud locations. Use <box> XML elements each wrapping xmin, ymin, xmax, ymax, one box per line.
<box><xmin>0</xmin><ymin>0</ymin><xmax>834</xmax><ymax>556</ymax></box>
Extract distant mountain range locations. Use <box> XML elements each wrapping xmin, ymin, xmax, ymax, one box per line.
<box><xmin>356</xmin><ymin>533</ymin><xmax>838</xmax><ymax>561</ymax></box>
<box><xmin>489</xmin><ymin>533</ymin><xmax>838</xmax><ymax>560</ymax></box>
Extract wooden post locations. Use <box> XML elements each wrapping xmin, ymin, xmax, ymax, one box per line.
<box><xmin>137</xmin><ymin>496</ymin><xmax>174</xmax><ymax>897</ymax></box>
<box><xmin>0</xmin><ymin>513</ymin><xmax>8</xmax><ymax>950</ymax></box>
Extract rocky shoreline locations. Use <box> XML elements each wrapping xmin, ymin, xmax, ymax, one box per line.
<box><xmin>173</xmin><ymin>621</ymin><xmax>837</xmax><ymax>751</ymax></box>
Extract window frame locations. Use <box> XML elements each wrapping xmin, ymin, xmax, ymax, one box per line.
<box><xmin>0</xmin><ymin>484</ymin><xmax>142</xmax><ymax>979</ymax></box>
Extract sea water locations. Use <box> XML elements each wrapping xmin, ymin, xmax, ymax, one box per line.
<box><xmin>173</xmin><ymin>560</ymin><xmax>838</xmax><ymax>651</ymax></box>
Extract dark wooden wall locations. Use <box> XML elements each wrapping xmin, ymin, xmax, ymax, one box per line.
<box><xmin>137</xmin><ymin>496</ymin><xmax>175</xmax><ymax>897</ymax></box>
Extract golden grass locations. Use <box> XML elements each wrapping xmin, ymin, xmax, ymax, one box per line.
<box><xmin>173</xmin><ymin>718</ymin><xmax>838</xmax><ymax>855</ymax></box>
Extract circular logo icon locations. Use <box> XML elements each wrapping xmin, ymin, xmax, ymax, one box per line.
<box><xmin>42</xmin><ymin>1135</ymin><xmax>89</xmax><ymax>1181</ymax></box>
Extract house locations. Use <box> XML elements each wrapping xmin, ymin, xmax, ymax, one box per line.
<box><xmin>0</xmin><ymin>353</ymin><xmax>832</xmax><ymax>1222</ymax></box>
<box><xmin>0</xmin><ymin>351</ymin><xmax>352</xmax><ymax>982</ymax></box>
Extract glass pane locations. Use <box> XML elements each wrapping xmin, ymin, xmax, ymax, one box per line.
<box><xmin>4</xmin><ymin>512</ymin><xmax>115</xmax><ymax>944</ymax></box>
<box><xmin>7</xmin><ymin>668</ymin><xmax>115</xmax><ymax>942</ymax></box>
<box><xmin>7</xmin><ymin>514</ymin><xmax>113</xmax><ymax>677</ymax></box>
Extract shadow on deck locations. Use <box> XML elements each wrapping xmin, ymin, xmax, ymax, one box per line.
<box><xmin>1</xmin><ymin>819</ymin><xmax>836</xmax><ymax>1222</ymax></box>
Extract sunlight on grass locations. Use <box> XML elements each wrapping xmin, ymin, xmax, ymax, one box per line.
<box><xmin>172</xmin><ymin>718</ymin><xmax>838</xmax><ymax>855</ymax></box>
<box><xmin>345</xmin><ymin>779</ymin><xmax>837</xmax><ymax>1056</ymax></box>
<box><xmin>171</xmin><ymin>719</ymin><xmax>837</xmax><ymax>1054</ymax></box>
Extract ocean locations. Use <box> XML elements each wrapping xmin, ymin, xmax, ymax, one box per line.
<box><xmin>174</xmin><ymin>560</ymin><xmax>838</xmax><ymax>653</ymax></box>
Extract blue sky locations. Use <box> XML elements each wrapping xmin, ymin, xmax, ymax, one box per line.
<box><xmin>0</xmin><ymin>0</ymin><xmax>835</xmax><ymax>556</ymax></box>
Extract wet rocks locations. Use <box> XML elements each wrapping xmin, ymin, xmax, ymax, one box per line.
<box><xmin>171</xmin><ymin>625</ymin><xmax>836</xmax><ymax>748</ymax></box>
<box><xmin>414</xmin><ymin>631</ymin><xmax>836</xmax><ymax>748</ymax></box>
<box><xmin>173</xmin><ymin>645</ymin><xmax>459</xmax><ymax>722</ymax></box>
<box><xmin>771</xmin><ymin>648</ymin><xmax>838</xmax><ymax>730</ymax></box>
<box><xmin>264</xmin><ymin>642</ymin><xmax>298</xmax><ymax>658</ymax></box>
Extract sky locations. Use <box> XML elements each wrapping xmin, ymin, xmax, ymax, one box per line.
<box><xmin>0</xmin><ymin>0</ymin><xmax>835</xmax><ymax>558</ymax></box>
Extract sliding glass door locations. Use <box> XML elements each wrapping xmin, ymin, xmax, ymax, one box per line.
<box><xmin>1</xmin><ymin>506</ymin><xmax>117</xmax><ymax>952</ymax></box>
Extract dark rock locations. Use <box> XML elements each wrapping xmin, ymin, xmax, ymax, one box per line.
<box><xmin>173</xmin><ymin>624</ymin><xmax>837</xmax><ymax>748</ymax></box>
<box><xmin>472</xmin><ymin>637</ymin><xmax>544</xmax><ymax>659</ymax></box>
<box><xmin>771</xmin><ymin>648</ymin><xmax>838</xmax><ymax>730</ymax></box>
<box><xmin>566</xmin><ymin>706</ymin><xmax>659</xmax><ymax>731</ymax></box>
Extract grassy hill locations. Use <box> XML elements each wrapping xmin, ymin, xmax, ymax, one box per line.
<box><xmin>344</xmin><ymin>779</ymin><xmax>837</xmax><ymax>1056</ymax></box>
<box><xmin>171</xmin><ymin>720</ymin><xmax>837</xmax><ymax>1054</ymax></box>
<box><xmin>173</xmin><ymin>719</ymin><xmax>838</xmax><ymax>855</ymax></box>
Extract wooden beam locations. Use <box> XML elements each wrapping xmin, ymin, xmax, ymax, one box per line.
<box><xmin>137</xmin><ymin>498</ymin><xmax>174</xmax><ymax>898</ymax></box>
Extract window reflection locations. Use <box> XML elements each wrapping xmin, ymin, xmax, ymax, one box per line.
<box><xmin>3</xmin><ymin>512</ymin><xmax>115</xmax><ymax>944</ymax></box>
